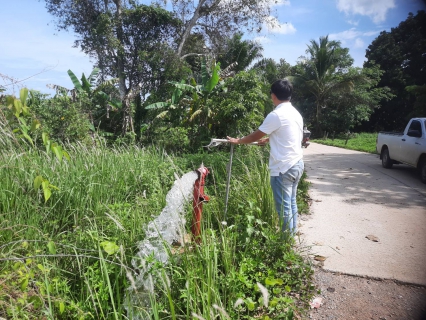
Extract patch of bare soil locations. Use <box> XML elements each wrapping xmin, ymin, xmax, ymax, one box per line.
<box><xmin>306</xmin><ymin>268</ymin><xmax>426</xmax><ymax>320</ymax></box>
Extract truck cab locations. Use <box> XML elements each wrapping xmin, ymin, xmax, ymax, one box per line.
<box><xmin>376</xmin><ymin>118</ymin><xmax>426</xmax><ymax>183</ymax></box>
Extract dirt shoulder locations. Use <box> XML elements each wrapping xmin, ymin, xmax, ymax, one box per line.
<box><xmin>307</xmin><ymin>267</ymin><xmax>426</xmax><ymax>320</ymax></box>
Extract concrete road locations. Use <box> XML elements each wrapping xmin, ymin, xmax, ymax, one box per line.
<box><xmin>299</xmin><ymin>143</ymin><xmax>426</xmax><ymax>286</ymax></box>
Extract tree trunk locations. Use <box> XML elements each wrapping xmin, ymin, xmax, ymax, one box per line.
<box><xmin>113</xmin><ymin>0</ymin><xmax>134</xmax><ymax>135</ymax></box>
<box><xmin>316</xmin><ymin>102</ymin><xmax>323</xmax><ymax>137</ymax></box>
<box><xmin>121</xmin><ymin>97</ymin><xmax>134</xmax><ymax>135</ymax></box>
<box><xmin>177</xmin><ymin>0</ymin><xmax>206</xmax><ymax>57</ymax></box>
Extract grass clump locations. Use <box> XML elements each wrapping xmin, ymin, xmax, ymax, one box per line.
<box><xmin>0</xmin><ymin>139</ymin><xmax>314</xmax><ymax>319</ymax></box>
<box><xmin>312</xmin><ymin>132</ymin><xmax>378</xmax><ymax>153</ymax></box>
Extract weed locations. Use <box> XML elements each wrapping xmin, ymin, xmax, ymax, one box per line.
<box><xmin>0</xmin><ymin>141</ymin><xmax>314</xmax><ymax>319</ymax></box>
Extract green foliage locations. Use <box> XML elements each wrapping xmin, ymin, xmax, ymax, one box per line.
<box><xmin>290</xmin><ymin>36</ymin><xmax>356</xmax><ymax>135</ymax></box>
<box><xmin>45</xmin><ymin>1</ymin><xmax>186</xmax><ymax>136</ymax></box>
<box><xmin>364</xmin><ymin>10</ymin><xmax>426</xmax><ymax>130</ymax></box>
<box><xmin>145</xmin><ymin>58</ymin><xmax>229</xmax><ymax>149</ymax></box>
<box><xmin>0</xmin><ymin>253</ymin><xmax>88</xmax><ymax>319</ymax></box>
<box><xmin>209</xmin><ymin>70</ymin><xmax>268</xmax><ymax>138</ymax></box>
<box><xmin>170</xmin><ymin>0</ymin><xmax>275</xmax><ymax>58</ymax></box>
<box><xmin>217</xmin><ymin>32</ymin><xmax>264</xmax><ymax>72</ymax></box>
<box><xmin>153</xmin><ymin>126</ymin><xmax>191</xmax><ymax>153</ymax></box>
<box><xmin>34</xmin><ymin>174</ymin><xmax>60</xmax><ymax>203</ymax></box>
<box><xmin>68</xmin><ymin>68</ymin><xmax>101</xmax><ymax>95</ymax></box>
<box><xmin>187</xmin><ymin>59</ymin><xmax>226</xmax><ymax>133</ymax></box>
<box><xmin>1</xmin><ymin>89</ymin><xmax>72</xmax><ymax>203</ymax></box>
<box><xmin>251</xmin><ymin>58</ymin><xmax>292</xmax><ymax>84</ymax></box>
<box><xmin>319</xmin><ymin>65</ymin><xmax>393</xmax><ymax>134</ymax></box>
<box><xmin>406</xmin><ymin>85</ymin><xmax>426</xmax><ymax>118</ymax></box>
<box><xmin>145</xmin><ymin>80</ymin><xmax>187</xmax><ymax>115</ymax></box>
<box><xmin>2</xmin><ymin>88</ymin><xmax>41</xmax><ymax>147</ymax></box>
<box><xmin>30</xmin><ymin>94</ymin><xmax>93</xmax><ymax>144</ymax></box>
<box><xmin>145</xmin><ymin>62</ymin><xmax>268</xmax><ymax>151</ymax></box>
<box><xmin>1</xmin><ymin>144</ymin><xmax>314</xmax><ymax>319</ymax></box>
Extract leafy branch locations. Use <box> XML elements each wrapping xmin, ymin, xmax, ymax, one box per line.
<box><xmin>2</xmin><ymin>88</ymin><xmax>70</xmax><ymax>202</ymax></box>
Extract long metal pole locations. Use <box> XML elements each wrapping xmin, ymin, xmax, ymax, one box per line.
<box><xmin>223</xmin><ymin>144</ymin><xmax>234</xmax><ymax>220</ymax></box>
<box><xmin>204</xmin><ymin>139</ymin><xmax>257</xmax><ymax>220</ymax></box>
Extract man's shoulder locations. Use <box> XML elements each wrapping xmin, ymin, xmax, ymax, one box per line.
<box><xmin>274</xmin><ymin>105</ymin><xmax>301</xmax><ymax>119</ymax></box>
<box><xmin>265</xmin><ymin>110</ymin><xmax>280</xmax><ymax>119</ymax></box>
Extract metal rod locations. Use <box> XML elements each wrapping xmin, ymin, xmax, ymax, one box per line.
<box><xmin>224</xmin><ymin>143</ymin><xmax>234</xmax><ymax>220</ymax></box>
<box><xmin>204</xmin><ymin>138</ymin><xmax>258</xmax><ymax>219</ymax></box>
<box><xmin>205</xmin><ymin>138</ymin><xmax>258</xmax><ymax>149</ymax></box>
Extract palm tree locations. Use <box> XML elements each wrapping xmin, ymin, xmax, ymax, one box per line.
<box><xmin>251</xmin><ymin>58</ymin><xmax>291</xmax><ymax>84</ymax></box>
<box><xmin>290</xmin><ymin>36</ymin><xmax>355</xmax><ymax>135</ymax></box>
<box><xmin>217</xmin><ymin>33</ymin><xmax>263</xmax><ymax>72</ymax></box>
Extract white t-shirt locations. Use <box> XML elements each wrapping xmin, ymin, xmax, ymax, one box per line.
<box><xmin>258</xmin><ymin>102</ymin><xmax>303</xmax><ymax>176</ymax></box>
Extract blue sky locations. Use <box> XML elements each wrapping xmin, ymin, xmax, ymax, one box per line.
<box><xmin>1</xmin><ymin>0</ymin><xmax>425</xmax><ymax>96</ymax></box>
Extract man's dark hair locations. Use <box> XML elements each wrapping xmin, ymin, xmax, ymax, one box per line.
<box><xmin>271</xmin><ymin>79</ymin><xmax>293</xmax><ymax>101</ymax></box>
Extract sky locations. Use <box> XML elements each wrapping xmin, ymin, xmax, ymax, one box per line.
<box><xmin>1</xmin><ymin>0</ymin><xmax>425</xmax><ymax>96</ymax></box>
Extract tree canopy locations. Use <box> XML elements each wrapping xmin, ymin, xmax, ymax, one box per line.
<box><xmin>216</xmin><ymin>33</ymin><xmax>263</xmax><ymax>72</ymax></box>
<box><xmin>290</xmin><ymin>36</ymin><xmax>355</xmax><ymax>134</ymax></box>
<box><xmin>364</xmin><ymin>10</ymin><xmax>426</xmax><ymax>130</ymax></box>
<box><xmin>168</xmin><ymin>0</ymin><xmax>279</xmax><ymax>57</ymax></box>
<box><xmin>285</xmin><ymin>35</ymin><xmax>391</xmax><ymax>136</ymax></box>
<box><xmin>45</xmin><ymin>0</ymin><xmax>187</xmax><ymax>134</ymax></box>
<box><xmin>251</xmin><ymin>58</ymin><xmax>292</xmax><ymax>85</ymax></box>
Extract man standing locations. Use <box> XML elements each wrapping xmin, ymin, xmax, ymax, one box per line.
<box><xmin>227</xmin><ymin>79</ymin><xmax>304</xmax><ymax>235</ymax></box>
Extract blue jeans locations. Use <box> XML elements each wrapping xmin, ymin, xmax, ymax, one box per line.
<box><xmin>270</xmin><ymin>159</ymin><xmax>304</xmax><ymax>234</ymax></box>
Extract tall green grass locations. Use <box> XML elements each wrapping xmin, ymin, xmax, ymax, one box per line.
<box><xmin>312</xmin><ymin>132</ymin><xmax>378</xmax><ymax>153</ymax></box>
<box><xmin>0</xmin><ymin>135</ymin><xmax>314</xmax><ymax>319</ymax></box>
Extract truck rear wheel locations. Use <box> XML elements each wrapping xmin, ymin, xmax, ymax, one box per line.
<box><xmin>420</xmin><ymin>160</ymin><xmax>426</xmax><ymax>184</ymax></box>
<box><xmin>381</xmin><ymin>148</ymin><xmax>393</xmax><ymax>168</ymax></box>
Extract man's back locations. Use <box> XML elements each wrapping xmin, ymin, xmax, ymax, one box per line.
<box><xmin>260</xmin><ymin>102</ymin><xmax>303</xmax><ymax>176</ymax></box>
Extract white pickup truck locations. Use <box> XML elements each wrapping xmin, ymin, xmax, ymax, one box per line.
<box><xmin>376</xmin><ymin>118</ymin><xmax>426</xmax><ymax>184</ymax></box>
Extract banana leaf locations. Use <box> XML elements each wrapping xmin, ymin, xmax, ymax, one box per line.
<box><xmin>145</xmin><ymin>101</ymin><xmax>170</xmax><ymax>110</ymax></box>
<box><xmin>67</xmin><ymin>70</ymin><xmax>83</xmax><ymax>93</ymax></box>
<box><xmin>88</xmin><ymin>67</ymin><xmax>100</xmax><ymax>86</ymax></box>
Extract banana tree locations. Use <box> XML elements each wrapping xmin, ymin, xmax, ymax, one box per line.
<box><xmin>146</xmin><ymin>58</ymin><xmax>227</xmax><ymax>128</ymax></box>
<box><xmin>189</xmin><ymin>58</ymin><xmax>226</xmax><ymax>125</ymax></box>
<box><xmin>67</xmin><ymin>68</ymin><xmax>124</xmax><ymax>131</ymax></box>
<box><xmin>47</xmin><ymin>68</ymin><xmax>113</xmax><ymax>105</ymax></box>
<box><xmin>145</xmin><ymin>80</ymin><xmax>186</xmax><ymax>113</ymax></box>
<box><xmin>67</xmin><ymin>68</ymin><xmax>114</xmax><ymax>102</ymax></box>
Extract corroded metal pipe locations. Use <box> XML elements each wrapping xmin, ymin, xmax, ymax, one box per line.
<box><xmin>191</xmin><ymin>165</ymin><xmax>210</xmax><ymax>243</ymax></box>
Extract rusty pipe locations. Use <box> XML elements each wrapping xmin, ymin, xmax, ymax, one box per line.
<box><xmin>191</xmin><ymin>165</ymin><xmax>210</xmax><ymax>243</ymax></box>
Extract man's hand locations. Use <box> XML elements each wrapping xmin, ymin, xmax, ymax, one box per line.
<box><xmin>257</xmin><ymin>137</ymin><xmax>269</xmax><ymax>146</ymax></box>
<box><xmin>227</xmin><ymin>130</ymin><xmax>266</xmax><ymax>145</ymax></box>
<box><xmin>227</xmin><ymin>136</ymin><xmax>240</xmax><ymax>144</ymax></box>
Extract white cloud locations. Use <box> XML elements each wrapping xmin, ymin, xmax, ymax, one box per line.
<box><xmin>347</xmin><ymin>19</ymin><xmax>359</xmax><ymax>26</ymax></box>
<box><xmin>265</xmin><ymin>16</ymin><xmax>297</xmax><ymax>34</ymax></box>
<box><xmin>329</xmin><ymin>28</ymin><xmax>380</xmax><ymax>42</ymax></box>
<box><xmin>354</xmin><ymin>38</ymin><xmax>364</xmax><ymax>48</ymax></box>
<box><xmin>363</xmin><ymin>30</ymin><xmax>380</xmax><ymax>37</ymax></box>
<box><xmin>329</xmin><ymin>28</ymin><xmax>360</xmax><ymax>41</ymax></box>
<box><xmin>336</xmin><ymin>0</ymin><xmax>396</xmax><ymax>23</ymax></box>
<box><xmin>254</xmin><ymin>36</ymin><xmax>272</xmax><ymax>44</ymax></box>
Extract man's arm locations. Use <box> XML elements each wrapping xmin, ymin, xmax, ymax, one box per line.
<box><xmin>227</xmin><ymin>130</ymin><xmax>266</xmax><ymax>144</ymax></box>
